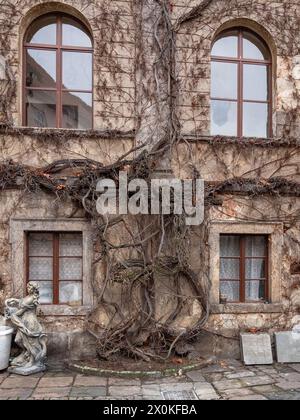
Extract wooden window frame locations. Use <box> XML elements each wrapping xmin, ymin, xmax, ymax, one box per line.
<box><xmin>26</xmin><ymin>231</ymin><xmax>83</xmax><ymax>305</ymax></box>
<box><xmin>211</xmin><ymin>28</ymin><xmax>272</xmax><ymax>138</ymax></box>
<box><xmin>23</xmin><ymin>13</ymin><xmax>94</xmax><ymax>129</ymax></box>
<box><xmin>220</xmin><ymin>234</ymin><xmax>269</xmax><ymax>303</ymax></box>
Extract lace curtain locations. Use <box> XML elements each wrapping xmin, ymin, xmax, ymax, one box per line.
<box><xmin>28</xmin><ymin>233</ymin><xmax>83</xmax><ymax>305</ymax></box>
<box><xmin>220</xmin><ymin>235</ymin><xmax>266</xmax><ymax>302</ymax></box>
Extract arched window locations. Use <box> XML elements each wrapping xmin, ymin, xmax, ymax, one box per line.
<box><xmin>24</xmin><ymin>13</ymin><xmax>93</xmax><ymax>129</ymax></box>
<box><xmin>211</xmin><ymin>28</ymin><xmax>272</xmax><ymax>138</ymax></box>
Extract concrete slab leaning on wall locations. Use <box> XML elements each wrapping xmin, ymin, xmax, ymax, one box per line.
<box><xmin>275</xmin><ymin>332</ymin><xmax>300</xmax><ymax>364</ymax></box>
<box><xmin>241</xmin><ymin>333</ymin><xmax>273</xmax><ymax>365</ymax></box>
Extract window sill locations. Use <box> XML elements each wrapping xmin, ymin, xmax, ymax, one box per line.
<box><xmin>37</xmin><ymin>305</ymin><xmax>92</xmax><ymax>317</ymax></box>
<box><xmin>182</xmin><ymin>134</ymin><xmax>299</xmax><ymax>148</ymax></box>
<box><xmin>0</xmin><ymin>125</ymin><xmax>135</xmax><ymax>140</ymax></box>
<box><xmin>211</xmin><ymin>303</ymin><xmax>284</xmax><ymax>314</ymax></box>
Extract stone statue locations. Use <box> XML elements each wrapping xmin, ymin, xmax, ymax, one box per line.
<box><xmin>5</xmin><ymin>282</ymin><xmax>47</xmax><ymax>375</ymax></box>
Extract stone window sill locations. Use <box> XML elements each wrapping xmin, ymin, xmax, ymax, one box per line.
<box><xmin>37</xmin><ymin>305</ymin><xmax>92</xmax><ymax>317</ymax></box>
<box><xmin>0</xmin><ymin>125</ymin><xmax>134</xmax><ymax>140</ymax></box>
<box><xmin>211</xmin><ymin>303</ymin><xmax>284</xmax><ymax>314</ymax></box>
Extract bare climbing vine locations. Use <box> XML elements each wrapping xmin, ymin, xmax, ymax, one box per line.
<box><xmin>0</xmin><ymin>0</ymin><xmax>299</xmax><ymax>360</ymax></box>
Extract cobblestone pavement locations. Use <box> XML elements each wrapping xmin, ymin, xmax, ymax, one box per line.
<box><xmin>1</xmin><ymin>360</ymin><xmax>300</xmax><ymax>400</ymax></box>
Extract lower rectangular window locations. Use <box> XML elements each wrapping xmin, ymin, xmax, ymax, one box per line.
<box><xmin>220</xmin><ymin>234</ymin><xmax>269</xmax><ymax>303</ymax></box>
<box><xmin>27</xmin><ymin>232</ymin><xmax>83</xmax><ymax>306</ymax></box>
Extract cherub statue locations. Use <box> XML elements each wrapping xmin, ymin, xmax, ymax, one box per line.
<box><xmin>5</xmin><ymin>282</ymin><xmax>47</xmax><ymax>375</ymax></box>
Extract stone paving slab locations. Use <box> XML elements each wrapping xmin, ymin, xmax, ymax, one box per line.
<box><xmin>38</xmin><ymin>376</ymin><xmax>74</xmax><ymax>388</ymax></box>
<box><xmin>108</xmin><ymin>386</ymin><xmax>141</xmax><ymax>397</ymax></box>
<box><xmin>160</xmin><ymin>382</ymin><xmax>194</xmax><ymax>392</ymax></box>
<box><xmin>108</xmin><ymin>378</ymin><xmax>141</xmax><ymax>386</ymax></box>
<box><xmin>213</xmin><ymin>379</ymin><xmax>244</xmax><ymax>391</ymax></box>
<box><xmin>241</xmin><ymin>375</ymin><xmax>276</xmax><ymax>387</ymax></box>
<box><xmin>279</xmin><ymin>372</ymin><xmax>300</xmax><ymax>382</ymax></box>
<box><xmin>186</xmin><ymin>370</ymin><xmax>206</xmax><ymax>382</ymax></box>
<box><xmin>225</xmin><ymin>370</ymin><xmax>256</xmax><ymax>379</ymax></box>
<box><xmin>70</xmin><ymin>386</ymin><xmax>107</xmax><ymax>398</ymax></box>
<box><xmin>74</xmin><ymin>375</ymin><xmax>107</xmax><ymax>387</ymax></box>
<box><xmin>220</xmin><ymin>388</ymin><xmax>255</xmax><ymax>398</ymax></box>
<box><xmin>43</xmin><ymin>372</ymin><xmax>75</xmax><ymax>378</ymax></box>
<box><xmin>1</xmin><ymin>376</ymin><xmax>40</xmax><ymax>389</ymax></box>
<box><xmin>0</xmin><ymin>373</ymin><xmax>9</xmax><ymax>385</ymax></box>
<box><xmin>141</xmin><ymin>385</ymin><xmax>161</xmax><ymax>395</ymax></box>
<box><xmin>0</xmin><ymin>388</ymin><xmax>33</xmax><ymax>399</ymax></box>
<box><xmin>251</xmin><ymin>385</ymin><xmax>279</xmax><ymax>395</ymax></box>
<box><xmin>143</xmin><ymin>376</ymin><xmax>182</xmax><ymax>384</ymax></box>
<box><xmin>230</xmin><ymin>395</ymin><xmax>268</xmax><ymax>400</ymax></box>
<box><xmin>289</xmin><ymin>364</ymin><xmax>300</xmax><ymax>373</ymax></box>
<box><xmin>194</xmin><ymin>382</ymin><xmax>220</xmax><ymax>400</ymax></box>
<box><xmin>32</xmin><ymin>387</ymin><xmax>71</xmax><ymax>399</ymax></box>
<box><xmin>275</xmin><ymin>380</ymin><xmax>300</xmax><ymax>391</ymax></box>
<box><xmin>267</xmin><ymin>391</ymin><xmax>300</xmax><ymax>401</ymax></box>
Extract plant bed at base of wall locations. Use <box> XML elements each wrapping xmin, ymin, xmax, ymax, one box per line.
<box><xmin>68</xmin><ymin>357</ymin><xmax>215</xmax><ymax>379</ymax></box>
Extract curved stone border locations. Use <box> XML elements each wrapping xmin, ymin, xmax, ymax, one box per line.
<box><xmin>68</xmin><ymin>358</ymin><xmax>214</xmax><ymax>379</ymax></box>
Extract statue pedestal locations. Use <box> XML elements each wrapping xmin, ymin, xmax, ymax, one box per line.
<box><xmin>8</xmin><ymin>364</ymin><xmax>46</xmax><ymax>376</ymax></box>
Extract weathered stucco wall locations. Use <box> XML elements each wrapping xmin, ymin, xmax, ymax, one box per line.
<box><xmin>0</xmin><ymin>0</ymin><xmax>299</xmax><ymax>360</ymax></box>
<box><xmin>0</xmin><ymin>0</ymin><xmax>136</xmax><ymax>130</ymax></box>
<box><xmin>174</xmin><ymin>0</ymin><xmax>300</xmax><ymax>137</ymax></box>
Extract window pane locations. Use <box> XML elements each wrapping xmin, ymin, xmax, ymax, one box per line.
<box><xmin>59</xmin><ymin>282</ymin><xmax>82</xmax><ymax>306</ymax></box>
<box><xmin>243</xmin><ymin>65</ymin><xmax>268</xmax><ymax>101</ymax></box>
<box><xmin>62</xmin><ymin>52</ymin><xmax>92</xmax><ymax>90</ymax></box>
<box><xmin>29</xmin><ymin>233</ymin><xmax>53</xmax><ymax>257</ymax></box>
<box><xmin>243</xmin><ymin>31</ymin><xmax>269</xmax><ymax>60</ymax></box>
<box><xmin>211</xmin><ymin>62</ymin><xmax>238</xmax><ymax>99</ymax></box>
<box><xmin>220</xmin><ymin>281</ymin><xmax>240</xmax><ymax>302</ymax></box>
<box><xmin>220</xmin><ymin>259</ymin><xmax>240</xmax><ymax>280</ymax></box>
<box><xmin>62</xmin><ymin>92</ymin><xmax>92</xmax><ymax>129</ymax></box>
<box><xmin>59</xmin><ymin>234</ymin><xmax>82</xmax><ymax>257</ymax></box>
<box><xmin>245</xmin><ymin>236</ymin><xmax>267</xmax><ymax>257</ymax></box>
<box><xmin>59</xmin><ymin>258</ymin><xmax>82</xmax><ymax>281</ymax></box>
<box><xmin>243</xmin><ymin>102</ymin><xmax>268</xmax><ymax>138</ymax></box>
<box><xmin>246</xmin><ymin>259</ymin><xmax>266</xmax><ymax>279</ymax></box>
<box><xmin>245</xmin><ymin>281</ymin><xmax>266</xmax><ymax>301</ymax></box>
<box><xmin>27</xmin><ymin>15</ymin><xmax>57</xmax><ymax>45</ymax></box>
<box><xmin>26</xmin><ymin>90</ymin><xmax>57</xmax><ymax>128</ymax></box>
<box><xmin>211</xmin><ymin>100</ymin><xmax>237</xmax><ymax>136</ymax></box>
<box><xmin>220</xmin><ymin>236</ymin><xmax>240</xmax><ymax>257</ymax></box>
<box><xmin>62</xmin><ymin>17</ymin><xmax>92</xmax><ymax>47</ymax></box>
<box><xmin>26</xmin><ymin>49</ymin><xmax>56</xmax><ymax>88</ymax></box>
<box><xmin>37</xmin><ymin>281</ymin><xmax>53</xmax><ymax>304</ymax></box>
<box><xmin>211</xmin><ymin>32</ymin><xmax>238</xmax><ymax>57</ymax></box>
<box><xmin>29</xmin><ymin>257</ymin><xmax>53</xmax><ymax>281</ymax></box>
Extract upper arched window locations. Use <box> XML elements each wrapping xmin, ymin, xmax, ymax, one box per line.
<box><xmin>211</xmin><ymin>28</ymin><xmax>272</xmax><ymax>138</ymax></box>
<box><xmin>24</xmin><ymin>13</ymin><xmax>93</xmax><ymax>129</ymax></box>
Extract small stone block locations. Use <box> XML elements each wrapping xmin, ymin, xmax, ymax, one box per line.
<box><xmin>8</xmin><ymin>365</ymin><xmax>46</xmax><ymax>377</ymax></box>
<box><xmin>275</xmin><ymin>332</ymin><xmax>300</xmax><ymax>364</ymax></box>
<box><xmin>241</xmin><ymin>334</ymin><xmax>273</xmax><ymax>365</ymax></box>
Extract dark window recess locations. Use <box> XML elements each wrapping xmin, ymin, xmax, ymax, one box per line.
<box><xmin>220</xmin><ymin>234</ymin><xmax>269</xmax><ymax>303</ymax></box>
<box><xmin>27</xmin><ymin>232</ymin><xmax>83</xmax><ymax>306</ymax></box>
<box><xmin>291</xmin><ymin>262</ymin><xmax>300</xmax><ymax>275</ymax></box>
<box><xmin>24</xmin><ymin>13</ymin><xmax>93</xmax><ymax>129</ymax></box>
<box><xmin>211</xmin><ymin>28</ymin><xmax>272</xmax><ymax>138</ymax></box>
